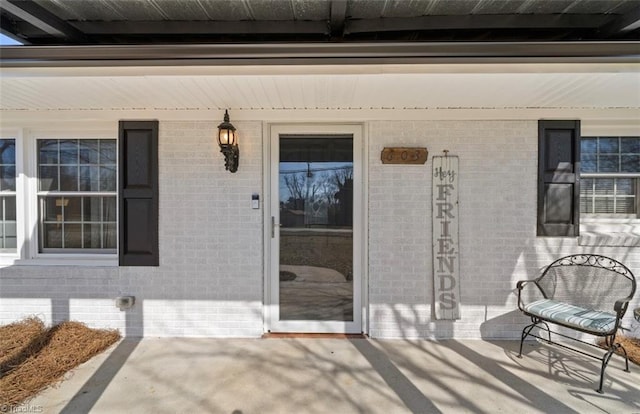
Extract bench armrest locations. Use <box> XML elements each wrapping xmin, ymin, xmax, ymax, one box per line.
<box><xmin>614</xmin><ymin>298</ymin><xmax>631</xmax><ymax>314</ymax></box>
<box><xmin>516</xmin><ymin>279</ymin><xmax>545</xmax><ymax>310</ymax></box>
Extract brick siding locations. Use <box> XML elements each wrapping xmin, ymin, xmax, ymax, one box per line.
<box><xmin>1</xmin><ymin>119</ymin><xmax>638</xmax><ymax>339</ymax></box>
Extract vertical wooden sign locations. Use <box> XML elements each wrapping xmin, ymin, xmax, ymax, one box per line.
<box><xmin>432</xmin><ymin>155</ymin><xmax>460</xmax><ymax>320</ymax></box>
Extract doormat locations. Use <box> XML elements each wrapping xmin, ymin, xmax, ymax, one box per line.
<box><xmin>262</xmin><ymin>333</ymin><xmax>367</xmax><ymax>339</ymax></box>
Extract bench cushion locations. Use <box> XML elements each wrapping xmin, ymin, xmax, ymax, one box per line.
<box><xmin>523</xmin><ymin>299</ymin><xmax>617</xmax><ymax>334</ymax></box>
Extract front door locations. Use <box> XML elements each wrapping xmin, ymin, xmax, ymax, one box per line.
<box><xmin>267</xmin><ymin>124</ymin><xmax>363</xmax><ymax>333</ymax></box>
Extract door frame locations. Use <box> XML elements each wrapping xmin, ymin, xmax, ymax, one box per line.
<box><xmin>263</xmin><ymin>123</ymin><xmax>367</xmax><ymax>334</ymax></box>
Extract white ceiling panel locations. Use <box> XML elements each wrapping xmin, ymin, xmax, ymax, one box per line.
<box><xmin>1</xmin><ymin>69</ymin><xmax>639</xmax><ymax>114</ymax></box>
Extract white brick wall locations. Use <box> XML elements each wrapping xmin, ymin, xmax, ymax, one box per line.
<box><xmin>0</xmin><ymin>121</ymin><xmax>264</xmax><ymax>337</ymax></box>
<box><xmin>1</xmin><ymin>118</ymin><xmax>638</xmax><ymax>340</ymax></box>
<box><xmin>368</xmin><ymin>120</ymin><xmax>640</xmax><ymax>339</ymax></box>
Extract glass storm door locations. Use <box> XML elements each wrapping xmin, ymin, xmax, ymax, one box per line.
<box><xmin>268</xmin><ymin>125</ymin><xmax>362</xmax><ymax>334</ymax></box>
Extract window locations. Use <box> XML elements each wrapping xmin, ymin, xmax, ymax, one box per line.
<box><xmin>580</xmin><ymin>137</ymin><xmax>640</xmax><ymax>218</ymax></box>
<box><xmin>0</xmin><ymin>139</ymin><xmax>17</xmax><ymax>251</ymax></box>
<box><xmin>37</xmin><ymin>139</ymin><xmax>117</xmax><ymax>253</ymax></box>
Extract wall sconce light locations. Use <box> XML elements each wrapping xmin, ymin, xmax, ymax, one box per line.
<box><xmin>217</xmin><ymin>109</ymin><xmax>239</xmax><ymax>173</ymax></box>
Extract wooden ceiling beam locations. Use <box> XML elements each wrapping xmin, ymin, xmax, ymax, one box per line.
<box><xmin>0</xmin><ymin>15</ymin><xmax>29</xmax><ymax>44</ymax></box>
<box><xmin>0</xmin><ymin>0</ymin><xmax>86</xmax><ymax>41</ymax></box>
<box><xmin>72</xmin><ymin>20</ymin><xmax>329</xmax><ymax>35</ymax></box>
<box><xmin>598</xmin><ymin>6</ymin><xmax>640</xmax><ymax>38</ymax></box>
<box><xmin>345</xmin><ymin>14</ymin><xmax>614</xmax><ymax>34</ymax></box>
<box><xmin>329</xmin><ymin>0</ymin><xmax>348</xmax><ymax>39</ymax></box>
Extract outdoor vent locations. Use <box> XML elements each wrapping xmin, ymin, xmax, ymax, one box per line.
<box><xmin>115</xmin><ymin>296</ymin><xmax>135</xmax><ymax>311</ymax></box>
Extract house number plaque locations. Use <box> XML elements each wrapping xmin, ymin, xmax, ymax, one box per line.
<box><xmin>381</xmin><ymin>147</ymin><xmax>428</xmax><ymax>164</ymax></box>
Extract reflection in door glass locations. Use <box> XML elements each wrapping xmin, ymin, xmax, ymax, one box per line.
<box><xmin>279</xmin><ymin>135</ymin><xmax>353</xmax><ymax>321</ymax></box>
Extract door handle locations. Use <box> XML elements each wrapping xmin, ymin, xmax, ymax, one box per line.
<box><xmin>271</xmin><ymin>216</ymin><xmax>275</xmax><ymax>238</ymax></box>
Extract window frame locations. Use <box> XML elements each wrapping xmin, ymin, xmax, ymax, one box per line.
<box><xmin>0</xmin><ymin>129</ymin><xmax>23</xmax><ymax>263</ymax></box>
<box><xmin>580</xmin><ymin>136</ymin><xmax>640</xmax><ymax>222</ymax></box>
<box><xmin>22</xmin><ymin>128</ymin><xmax>118</xmax><ymax>266</ymax></box>
<box><xmin>37</xmin><ymin>138</ymin><xmax>117</xmax><ymax>253</ymax></box>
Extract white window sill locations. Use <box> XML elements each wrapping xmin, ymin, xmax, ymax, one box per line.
<box><xmin>13</xmin><ymin>257</ymin><xmax>118</xmax><ymax>267</ymax></box>
<box><xmin>0</xmin><ymin>255</ymin><xmax>20</xmax><ymax>267</ymax></box>
<box><xmin>579</xmin><ymin>220</ymin><xmax>640</xmax><ymax>247</ymax></box>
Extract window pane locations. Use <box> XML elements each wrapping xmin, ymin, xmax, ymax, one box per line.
<box><xmin>616</xmin><ymin>198</ymin><xmax>635</xmax><ymax>214</ymax></box>
<box><xmin>59</xmin><ymin>139</ymin><xmax>78</xmax><ymax>164</ymax></box>
<box><xmin>64</xmin><ymin>224</ymin><xmax>82</xmax><ymax>248</ymax></box>
<box><xmin>4</xmin><ymin>236</ymin><xmax>17</xmax><ymax>249</ymax></box>
<box><xmin>39</xmin><ymin>166</ymin><xmax>58</xmax><ymax>191</ymax></box>
<box><xmin>100</xmin><ymin>166</ymin><xmax>116</xmax><ymax>191</ymax></box>
<box><xmin>0</xmin><ymin>166</ymin><xmax>15</xmax><ymax>191</ymax></box>
<box><xmin>581</xmin><ymin>138</ymin><xmax>596</xmax><ymax>155</ymax></box>
<box><xmin>594</xmin><ymin>179</ymin><xmax>614</xmax><ymax>195</ymax></box>
<box><xmin>581</xmin><ymin>154</ymin><xmax>596</xmax><ymax>173</ymax></box>
<box><xmin>103</xmin><ymin>197</ymin><xmax>116</xmax><ymax>222</ymax></box>
<box><xmin>79</xmin><ymin>166</ymin><xmax>90</xmax><ymax>191</ymax></box>
<box><xmin>5</xmin><ymin>197</ymin><xmax>16</xmax><ymax>221</ymax></box>
<box><xmin>0</xmin><ymin>196</ymin><xmax>16</xmax><ymax>250</ymax></box>
<box><xmin>3</xmin><ymin>221</ymin><xmax>17</xmax><ymax>249</ymax></box>
<box><xmin>617</xmin><ymin>178</ymin><xmax>634</xmax><ymax>195</ymax></box>
<box><xmin>599</xmin><ymin>137</ymin><xmax>619</xmax><ymax>153</ymax></box>
<box><xmin>104</xmin><ymin>223</ymin><xmax>116</xmax><ymax>248</ymax></box>
<box><xmin>43</xmin><ymin>197</ymin><xmax>62</xmax><ymax>222</ymax></box>
<box><xmin>79</xmin><ymin>140</ymin><xmax>99</xmax><ymax>164</ymax></box>
<box><xmin>621</xmin><ymin>137</ymin><xmax>640</xmax><ymax>153</ymax></box>
<box><xmin>83</xmin><ymin>197</ymin><xmax>102</xmax><ymax>221</ymax></box>
<box><xmin>621</xmin><ymin>155</ymin><xmax>639</xmax><ymax>173</ymax></box>
<box><xmin>39</xmin><ymin>140</ymin><xmax>58</xmax><ymax>164</ymax></box>
<box><xmin>43</xmin><ymin>224</ymin><xmax>62</xmax><ymax>248</ymax></box>
<box><xmin>83</xmin><ymin>224</ymin><xmax>102</xmax><ymax>248</ymax></box>
<box><xmin>4</xmin><ymin>222</ymin><xmax>16</xmax><ymax>238</ymax></box>
<box><xmin>64</xmin><ymin>197</ymin><xmax>82</xmax><ymax>221</ymax></box>
<box><xmin>79</xmin><ymin>166</ymin><xmax>100</xmax><ymax>191</ymax></box>
<box><xmin>42</xmin><ymin>197</ymin><xmax>63</xmax><ymax>221</ymax></box>
<box><xmin>59</xmin><ymin>166</ymin><xmax>78</xmax><ymax>191</ymax></box>
<box><xmin>100</xmin><ymin>140</ymin><xmax>117</xmax><ymax>164</ymax></box>
<box><xmin>580</xmin><ymin>197</ymin><xmax>593</xmax><ymax>214</ymax></box>
<box><xmin>594</xmin><ymin>198</ymin><xmax>614</xmax><ymax>213</ymax></box>
<box><xmin>599</xmin><ymin>155</ymin><xmax>619</xmax><ymax>172</ymax></box>
<box><xmin>0</xmin><ymin>139</ymin><xmax>15</xmax><ymax>164</ymax></box>
<box><xmin>580</xmin><ymin>178</ymin><xmax>594</xmax><ymax>195</ymax></box>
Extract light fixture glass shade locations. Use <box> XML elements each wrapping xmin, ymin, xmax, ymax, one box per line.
<box><xmin>218</xmin><ymin>127</ymin><xmax>236</xmax><ymax>146</ymax></box>
<box><xmin>217</xmin><ymin>109</ymin><xmax>237</xmax><ymax>146</ymax></box>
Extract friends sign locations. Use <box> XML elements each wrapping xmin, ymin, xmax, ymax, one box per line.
<box><xmin>432</xmin><ymin>155</ymin><xmax>460</xmax><ymax>320</ymax></box>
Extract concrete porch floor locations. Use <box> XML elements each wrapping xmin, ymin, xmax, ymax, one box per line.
<box><xmin>27</xmin><ymin>338</ymin><xmax>640</xmax><ymax>414</ymax></box>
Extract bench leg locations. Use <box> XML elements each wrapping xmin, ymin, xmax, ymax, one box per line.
<box><xmin>619</xmin><ymin>343</ymin><xmax>630</xmax><ymax>373</ymax></box>
<box><xmin>597</xmin><ymin>340</ymin><xmax>630</xmax><ymax>394</ymax></box>
<box><xmin>597</xmin><ymin>348</ymin><xmax>616</xmax><ymax>394</ymax></box>
<box><xmin>519</xmin><ymin>318</ymin><xmax>552</xmax><ymax>358</ymax></box>
<box><xmin>518</xmin><ymin>324</ymin><xmax>531</xmax><ymax>357</ymax></box>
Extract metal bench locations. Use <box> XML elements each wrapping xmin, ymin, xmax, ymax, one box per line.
<box><xmin>516</xmin><ymin>254</ymin><xmax>636</xmax><ymax>393</ymax></box>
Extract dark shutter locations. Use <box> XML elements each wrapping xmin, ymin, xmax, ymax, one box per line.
<box><xmin>537</xmin><ymin>120</ymin><xmax>580</xmax><ymax>237</ymax></box>
<box><xmin>119</xmin><ymin>120</ymin><xmax>159</xmax><ymax>266</ymax></box>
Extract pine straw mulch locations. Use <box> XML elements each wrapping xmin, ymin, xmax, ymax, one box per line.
<box><xmin>598</xmin><ymin>335</ymin><xmax>640</xmax><ymax>366</ymax></box>
<box><xmin>0</xmin><ymin>316</ymin><xmax>121</xmax><ymax>407</ymax></box>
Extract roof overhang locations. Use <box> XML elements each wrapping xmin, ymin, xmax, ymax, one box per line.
<box><xmin>1</xmin><ymin>42</ymin><xmax>638</xmax><ymax>133</ymax></box>
<box><xmin>1</xmin><ymin>41</ymin><xmax>640</xmax><ymax>68</ymax></box>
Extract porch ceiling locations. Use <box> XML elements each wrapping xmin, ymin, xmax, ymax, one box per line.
<box><xmin>1</xmin><ymin>64</ymin><xmax>639</xmax><ymax>115</ymax></box>
<box><xmin>1</xmin><ymin>1</ymin><xmax>638</xmax><ymax>128</ymax></box>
